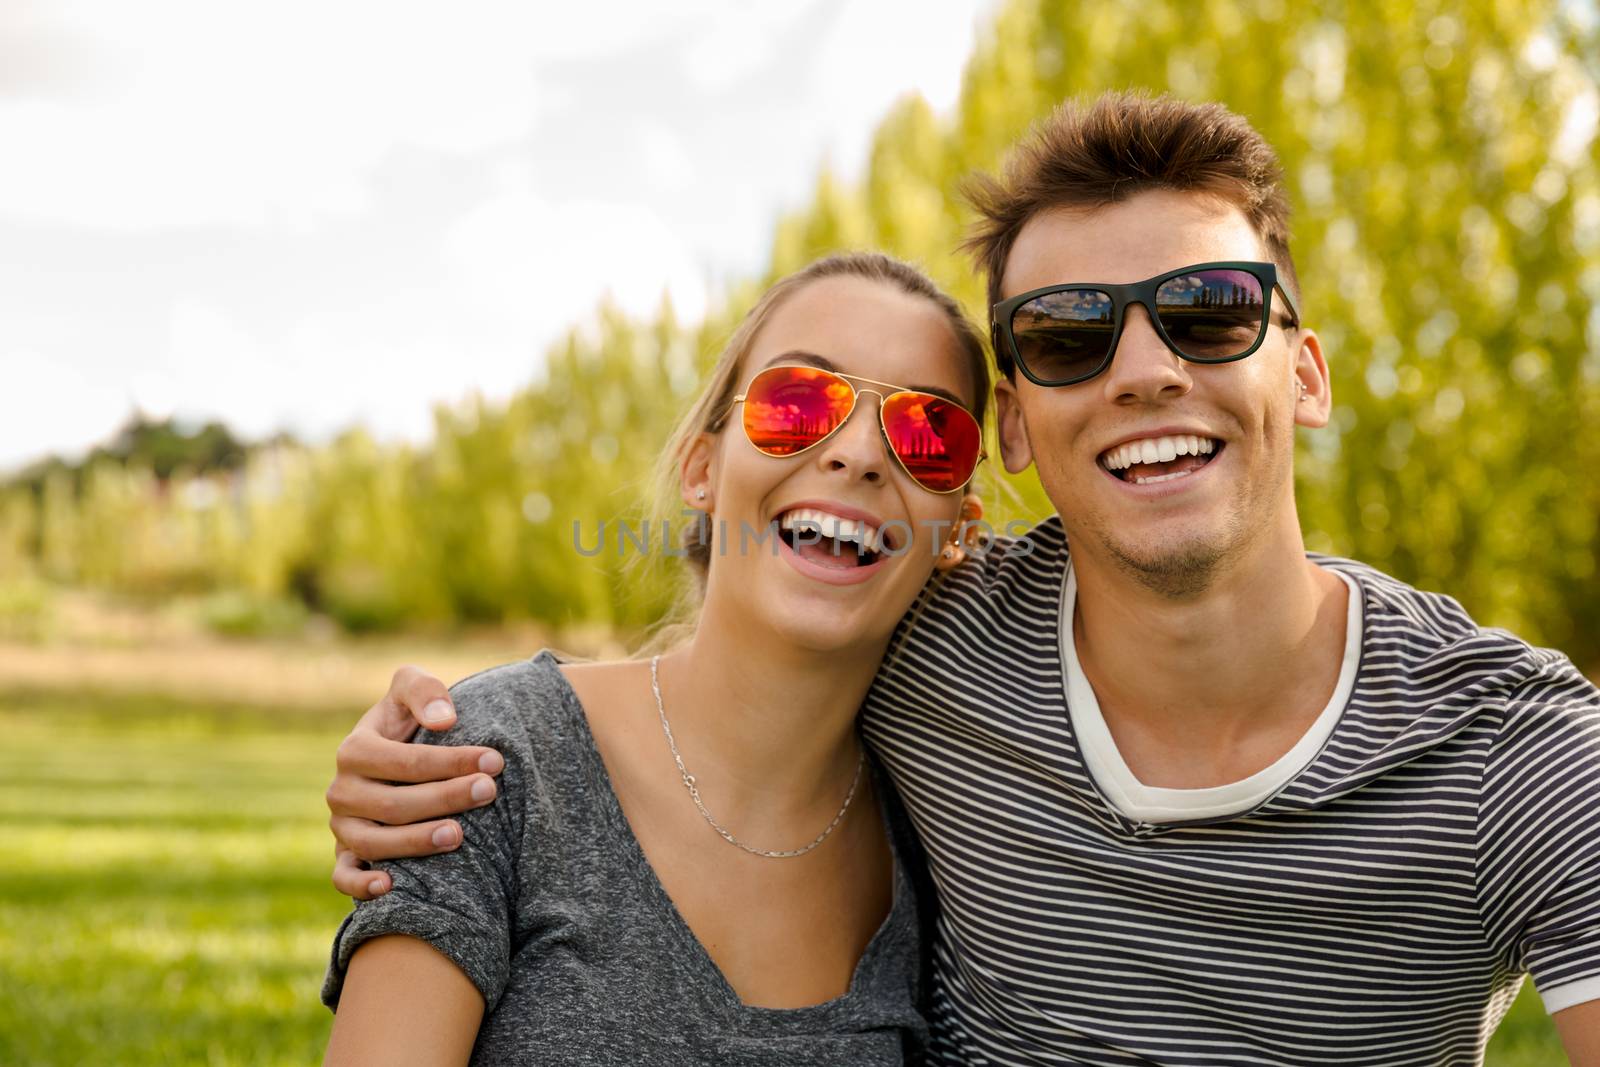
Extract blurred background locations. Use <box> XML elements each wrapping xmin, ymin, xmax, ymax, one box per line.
<box><xmin>2</xmin><ymin>0</ymin><xmax>1595</xmax><ymax>1062</ymax></box>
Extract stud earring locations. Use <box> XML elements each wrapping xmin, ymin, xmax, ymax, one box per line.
<box><xmin>695</xmin><ymin>489</ymin><xmax>707</xmax><ymax>501</ymax></box>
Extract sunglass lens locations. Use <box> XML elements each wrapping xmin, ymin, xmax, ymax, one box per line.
<box><xmin>741</xmin><ymin>366</ymin><xmax>854</xmax><ymax>456</ymax></box>
<box><xmin>1009</xmin><ymin>289</ymin><xmax>1116</xmax><ymax>384</ymax></box>
<box><xmin>882</xmin><ymin>393</ymin><xmax>981</xmax><ymax>493</ymax></box>
<box><xmin>1154</xmin><ymin>269</ymin><xmax>1266</xmax><ymax>360</ymax></box>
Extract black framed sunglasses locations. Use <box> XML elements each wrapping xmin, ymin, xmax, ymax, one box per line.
<box><xmin>991</xmin><ymin>261</ymin><xmax>1302</xmax><ymax>388</ymax></box>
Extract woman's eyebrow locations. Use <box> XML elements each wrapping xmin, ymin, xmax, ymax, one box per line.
<box><xmin>759</xmin><ymin>350</ymin><xmax>968</xmax><ymax>406</ymax></box>
<box><xmin>759</xmin><ymin>349</ymin><xmax>836</xmax><ymax>372</ymax></box>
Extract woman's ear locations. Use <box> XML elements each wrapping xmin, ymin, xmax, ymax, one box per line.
<box><xmin>994</xmin><ymin>377</ymin><xmax>1035</xmax><ymax>475</ymax></box>
<box><xmin>680</xmin><ymin>432</ymin><xmax>718</xmax><ymax>511</ymax></box>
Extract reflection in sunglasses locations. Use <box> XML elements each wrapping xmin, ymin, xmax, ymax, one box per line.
<box><xmin>735</xmin><ymin>365</ymin><xmax>982</xmax><ymax>492</ymax></box>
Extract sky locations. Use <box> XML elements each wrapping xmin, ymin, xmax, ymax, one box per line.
<box><xmin>0</xmin><ymin>0</ymin><xmax>998</xmax><ymax>474</ymax></box>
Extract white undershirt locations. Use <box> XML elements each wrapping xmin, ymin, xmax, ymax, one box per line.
<box><xmin>1061</xmin><ymin>564</ymin><xmax>1362</xmax><ymax>824</ymax></box>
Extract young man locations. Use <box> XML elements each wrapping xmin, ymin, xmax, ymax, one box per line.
<box><xmin>323</xmin><ymin>93</ymin><xmax>1600</xmax><ymax>1063</ymax></box>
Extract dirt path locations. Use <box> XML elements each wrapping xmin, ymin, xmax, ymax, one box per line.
<box><xmin>0</xmin><ymin>591</ymin><xmax>628</xmax><ymax>713</ymax></box>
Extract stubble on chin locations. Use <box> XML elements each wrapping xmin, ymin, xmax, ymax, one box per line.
<box><xmin>1103</xmin><ymin>526</ymin><xmax>1242</xmax><ymax>600</ymax></box>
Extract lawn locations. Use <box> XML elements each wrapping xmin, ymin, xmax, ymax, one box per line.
<box><xmin>0</xmin><ymin>689</ymin><xmax>350</xmax><ymax>1066</ymax></box>
<box><xmin>0</xmin><ymin>687</ymin><xmax>1571</xmax><ymax>1065</ymax></box>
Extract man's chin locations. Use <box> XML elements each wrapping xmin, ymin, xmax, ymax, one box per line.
<box><xmin>1102</xmin><ymin>537</ymin><xmax>1234</xmax><ymax>601</ymax></box>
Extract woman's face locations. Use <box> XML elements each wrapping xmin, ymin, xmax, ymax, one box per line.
<box><xmin>692</xmin><ymin>274</ymin><xmax>979</xmax><ymax>657</ymax></box>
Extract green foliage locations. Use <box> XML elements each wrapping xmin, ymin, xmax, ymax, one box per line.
<box><xmin>198</xmin><ymin>590</ymin><xmax>310</xmax><ymax>639</ymax></box>
<box><xmin>0</xmin><ymin>578</ymin><xmax>53</xmax><ymax>642</ymax></box>
<box><xmin>3</xmin><ymin>0</ymin><xmax>1595</xmax><ymax>667</ymax></box>
<box><xmin>94</xmin><ymin>412</ymin><xmax>251</xmax><ymax>481</ymax></box>
<box><xmin>7</xmin><ymin>413</ymin><xmax>255</xmax><ymax>498</ymax></box>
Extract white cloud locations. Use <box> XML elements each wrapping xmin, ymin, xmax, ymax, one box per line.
<box><xmin>810</xmin><ymin>0</ymin><xmax>989</xmax><ymax>173</ymax></box>
<box><xmin>159</xmin><ymin>300</ymin><xmax>279</xmax><ymax>431</ymax></box>
<box><xmin>4</xmin><ymin>349</ymin><xmax>131</xmax><ymax>467</ymax></box>
<box><xmin>0</xmin><ymin>0</ymin><xmax>715</xmax><ymax>230</ymax></box>
<box><xmin>0</xmin><ymin>0</ymin><xmax>1000</xmax><ymax>471</ymax></box>
<box><xmin>444</xmin><ymin>188</ymin><xmax>708</xmax><ymax>330</ymax></box>
<box><xmin>635</xmin><ymin>120</ymin><xmax>697</xmax><ymax>191</ymax></box>
<box><xmin>680</xmin><ymin>2</ymin><xmax>822</xmax><ymax>91</ymax></box>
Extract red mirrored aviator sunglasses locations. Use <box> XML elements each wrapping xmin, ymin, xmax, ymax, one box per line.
<box><xmin>732</xmin><ymin>365</ymin><xmax>984</xmax><ymax>494</ymax></box>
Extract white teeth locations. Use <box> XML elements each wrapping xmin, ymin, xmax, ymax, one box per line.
<box><xmin>1099</xmin><ymin>434</ymin><xmax>1220</xmax><ymax>471</ymax></box>
<box><xmin>778</xmin><ymin>508</ymin><xmax>882</xmax><ymax>552</ymax></box>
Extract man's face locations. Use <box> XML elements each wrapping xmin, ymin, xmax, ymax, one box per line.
<box><xmin>993</xmin><ymin>188</ymin><xmax>1329</xmax><ymax>598</ymax></box>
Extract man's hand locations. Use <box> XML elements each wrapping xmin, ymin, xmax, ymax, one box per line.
<box><xmin>326</xmin><ymin>665</ymin><xmax>506</xmax><ymax>900</ymax></box>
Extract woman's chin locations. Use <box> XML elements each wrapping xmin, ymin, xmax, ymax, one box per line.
<box><xmin>704</xmin><ymin>556</ymin><xmax>921</xmax><ymax>656</ymax></box>
<box><xmin>756</xmin><ymin>601</ymin><xmax>899</xmax><ymax>659</ymax></box>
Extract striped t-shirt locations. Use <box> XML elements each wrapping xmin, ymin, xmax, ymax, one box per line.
<box><xmin>860</xmin><ymin>517</ymin><xmax>1600</xmax><ymax>1066</ymax></box>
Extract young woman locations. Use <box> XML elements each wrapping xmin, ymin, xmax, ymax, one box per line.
<box><xmin>321</xmin><ymin>253</ymin><xmax>990</xmax><ymax>1065</ymax></box>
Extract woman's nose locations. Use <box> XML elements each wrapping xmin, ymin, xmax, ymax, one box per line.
<box><xmin>814</xmin><ymin>397</ymin><xmax>888</xmax><ymax>485</ymax></box>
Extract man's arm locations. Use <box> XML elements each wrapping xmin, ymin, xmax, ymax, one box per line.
<box><xmin>1555</xmin><ymin>1000</ymin><xmax>1600</xmax><ymax>1066</ymax></box>
<box><xmin>323</xmin><ymin>934</ymin><xmax>485</xmax><ymax>1066</ymax></box>
<box><xmin>1475</xmin><ymin>658</ymin><xmax>1600</xmax><ymax>1067</ymax></box>
<box><xmin>327</xmin><ymin>666</ymin><xmax>506</xmax><ymax>899</ymax></box>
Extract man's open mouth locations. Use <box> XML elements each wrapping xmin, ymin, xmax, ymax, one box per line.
<box><xmin>776</xmin><ymin>508</ymin><xmax>890</xmax><ymax>568</ymax></box>
<box><xmin>1098</xmin><ymin>434</ymin><xmax>1222</xmax><ymax>485</ymax></box>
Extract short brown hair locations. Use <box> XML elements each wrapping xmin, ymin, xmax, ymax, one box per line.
<box><xmin>963</xmin><ymin>91</ymin><xmax>1299</xmax><ymax>376</ymax></box>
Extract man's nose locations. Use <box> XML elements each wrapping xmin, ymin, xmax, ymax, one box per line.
<box><xmin>1100</xmin><ymin>303</ymin><xmax>1191</xmax><ymax>404</ymax></box>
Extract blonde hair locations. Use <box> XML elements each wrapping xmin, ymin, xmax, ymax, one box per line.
<box><xmin>639</xmin><ymin>252</ymin><xmax>990</xmax><ymax>649</ymax></box>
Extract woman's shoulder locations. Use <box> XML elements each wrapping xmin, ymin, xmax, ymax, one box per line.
<box><xmin>423</xmin><ymin>649</ymin><xmax>582</xmax><ymax>752</ymax></box>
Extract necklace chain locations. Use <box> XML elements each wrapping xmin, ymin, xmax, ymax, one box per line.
<box><xmin>649</xmin><ymin>655</ymin><xmax>865</xmax><ymax>859</ymax></box>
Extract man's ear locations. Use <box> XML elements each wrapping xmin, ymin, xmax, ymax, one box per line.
<box><xmin>994</xmin><ymin>376</ymin><xmax>1035</xmax><ymax>475</ymax></box>
<box><xmin>680</xmin><ymin>432</ymin><xmax>718</xmax><ymax>510</ymax></box>
<box><xmin>1291</xmin><ymin>328</ymin><xmax>1332</xmax><ymax>429</ymax></box>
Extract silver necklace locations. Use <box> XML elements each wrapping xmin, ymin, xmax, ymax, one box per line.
<box><xmin>649</xmin><ymin>654</ymin><xmax>865</xmax><ymax>859</ymax></box>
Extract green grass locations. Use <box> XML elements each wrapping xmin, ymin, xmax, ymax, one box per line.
<box><xmin>0</xmin><ymin>690</ymin><xmax>349</xmax><ymax>1066</ymax></box>
<box><xmin>0</xmin><ymin>690</ymin><xmax>1570</xmax><ymax>1064</ymax></box>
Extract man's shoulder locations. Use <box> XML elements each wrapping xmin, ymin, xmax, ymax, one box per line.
<box><xmin>1314</xmin><ymin>553</ymin><xmax>1500</xmax><ymax>648</ymax></box>
<box><xmin>930</xmin><ymin>513</ymin><xmax>1072</xmax><ymax>610</ymax></box>
<box><xmin>872</xmin><ymin>515</ymin><xmax>1071</xmax><ymax>697</ymax></box>
<box><xmin>1316</xmin><ymin>554</ymin><xmax>1599</xmax><ymax>734</ymax></box>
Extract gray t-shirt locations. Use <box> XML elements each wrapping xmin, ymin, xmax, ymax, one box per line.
<box><xmin>322</xmin><ymin>651</ymin><xmax>929</xmax><ymax>1065</ymax></box>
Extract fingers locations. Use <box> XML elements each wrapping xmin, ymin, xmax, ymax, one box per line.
<box><xmin>333</xmin><ymin>846</ymin><xmax>391</xmax><ymax>901</ymax></box>
<box><xmin>335</xmin><ymin>728</ymin><xmax>504</xmax><ymax>785</ymax></box>
<box><xmin>331</xmin><ymin>813</ymin><xmax>466</xmax><ymax>865</ymax></box>
<box><xmin>326</xmin><ymin>662</ymin><xmax>501</xmax><ymax>905</ymax></box>
<box><xmin>389</xmin><ymin>665</ymin><xmax>457</xmax><ymax>732</ymax></box>
<box><xmin>348</xmin><ymin>665</ymin><xmax>456</xmax><ymax>747</ymax></box>
<box><xmin>326</xmin><ymin>768</ymin><xmax>498</xmax><ymax>825</ymax></box>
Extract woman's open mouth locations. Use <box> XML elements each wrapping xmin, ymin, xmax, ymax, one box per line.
<box><xmin>776</xmin><ymin>507</ymin><xmax>890</xmax><ymax>568</ymax></box>
<box><xmin>1098</xmin><ymin>434</ymin><xmax>1223</xmax><ymax>486</ymax></box>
